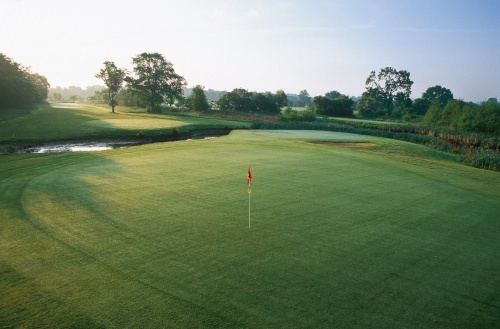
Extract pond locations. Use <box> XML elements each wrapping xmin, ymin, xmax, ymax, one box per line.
<box><xmin>18</xmin><ymin>136</ymin><xmax>220</xmax><ymax>154</ymax></box>
<box><xmin>8</xmin><ymin>129</ymin><xmax>230</xmax><ymax>154</ymax></box>
<box><xmin>24</xmin><ymin>140</ymin><xmax>140</xmax><ymax>153</ymax></box>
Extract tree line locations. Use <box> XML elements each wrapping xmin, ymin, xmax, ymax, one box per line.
<box><xmin>424</xmin><ymin>99</ymin><xmax>499</xmax><ymax>135</ymax></box>
<box><xmin>2</xmin><ymin>51</ymin><xmax>497</xmax><ymax>136</ymax></box>
<box><xmin>94</xmin><ymin>56</ymin><xmax>499</xmax><ymax>135</ymax></box>
<box><xmin>0</xmin><ymin>53</ymin><xmax>50</xmax><ymax>109</ymax></box>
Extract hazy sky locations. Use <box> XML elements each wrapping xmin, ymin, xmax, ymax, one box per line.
<box><xmin>1</xmin><ymin>0</ymin><xmax>499</xmax><ymax>101</ymax></box>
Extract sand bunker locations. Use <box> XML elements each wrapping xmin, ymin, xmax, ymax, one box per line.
<box><xmin>312</xmin><ymin>142</ymin><xmax>376</xmax><ymax>147</ymax></box>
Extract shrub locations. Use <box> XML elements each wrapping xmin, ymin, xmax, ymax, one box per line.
<box><xmin>279</xmin><ymin>107</ymin><xmax>316</xmax><ymax>122</ymax></box>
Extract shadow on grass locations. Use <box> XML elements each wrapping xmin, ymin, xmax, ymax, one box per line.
<box><xmin>0</xmin><ymin>262</ymin><xmax>105</xmax><ymax>329</ymax></box>
<box><xmin>1</xmin><ymin>151</ymin><xmax>243</xmax><ymax>327</ymax></box>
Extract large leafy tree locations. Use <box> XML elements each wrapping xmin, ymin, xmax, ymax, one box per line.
<box><xmin>125</xmin><ymin>53</ymin><xmax>186</xmax><ymax>113</ymax></box>
<box><xmin>28</xmin><ymin>73</ymin><xmax>51</xmax><ymax>104</ymax></box>
<box><xmin>365</xmin><ymin>67</ymin><xmax>413</xmax><ymax>115</ymax></box>
<box><xmin>0</xmin><ymin>53</ymin><xmax>50</xmax><ymax>109</ymax></box>
<box><xmin>95</xmin><ymin>61</ymin><xmax>127</xmax><ymax>113</ymax></box>
<box><xmin>422</xmin><ymin>85</ymin><xmax>454</xmax><ymax>108</ymax></box>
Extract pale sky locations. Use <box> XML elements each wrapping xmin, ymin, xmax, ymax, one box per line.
<box><xmin>1</xmin><ymin>0</ymin><xmax>499</xmax><ymax>101</ymax></box>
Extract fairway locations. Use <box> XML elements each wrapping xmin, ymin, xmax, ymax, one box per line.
<box><xmin>0</xmin><ymin>103</ymin><xmax>250</xmax><ymax>142</ymax></box>
<box><xmin>1</xmin><ymin>130</ymin><xmax>499</xmax><ymax>328</ymax></box>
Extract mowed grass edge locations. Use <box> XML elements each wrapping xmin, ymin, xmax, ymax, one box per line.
<box><xmin>1</xmin><ymin>130</ymin><xmax>499</xmax><ymax>327</ymax></box>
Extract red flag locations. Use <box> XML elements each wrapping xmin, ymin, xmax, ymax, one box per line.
<box><xmin>247</xmin><ymin>167</ymin><xmax>252</xmax><ymax>185</ymax></box>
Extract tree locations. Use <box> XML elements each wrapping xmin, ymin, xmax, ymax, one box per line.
<box><xmin>423</xmin><ymin>99</ymin><xmax>442</xmax><ymax>126</ymax></box>
<box><xmin>114</xmin><ymin>88</ymin><xmax>145</xmax><ymax>107</ymax></box>
<box><xmin>423</xmin><ymin>99</ymin><xmax>499</xmax><ymax>134</ymax></box>
<box><xmin>95</xmin><ymin>61</ymin><xmax>127</xmax><ymax>113</ymax></box>
<box><xmin>253</xmin><ymin>92</ymin><xmax>282</xmax><ymax>114</ymax></box>
<box><xmin>297</xmin><ymin>89</ymin><xmax>312</xmax><ymax>107</ymax></box>
<box><xmin>422</xmin><ymin>85</ymin><xmax>454</xmax><ymax>108</ymax></box>
<box><xmin>274</xmin><ymin>90</ymin><xmax>288</xmax><ymax>108</ymax></box>
<box><xmin>188</xmin><ymin>85</ymin><xmax>210</xmax><ymax>112</ymax></box>
<box><xmin>217</xmin><ymin>88</ymin><xmax>255</xmax><ymax>112</ymax></box>
<box><xmin>28</xmin><ymin>73</ymin><xmax>50</xmax><ymax>104</ymax></box>
<box><xmin>325</xmin><ymin>90</ymin><xmax>344</xmax><ymax>99</ymax></box>
<box><xmin>125</xmin><ymin>53</ymin><xmax>186</xmax><ymax>113</ymax></box>
<box><xmin>412</xmin><ymin>98</ymin><xmax>431</xmax><ymax>115</ymax></box>
<box><xmin>356</xmin><ymin>90</ymin><xmax>383</xmax><ymax>117</ymax></box>
<box><xmin>0</xmin><ymin>53</ymin><xmax>50</xmax><ymax>109</ymax></box>
<box><xmin>51</xmin><ymin>92</ymin><xmax>63</xmax><ymax>102</ymax></box>
<box><xmin>313</xmin><ymin>95</ymin><xmax>353</xmax><ymax>117</ymax></box>
<box><xmin>365</xmin><ymin>67</ymin><xmax>413</xmax><ymax>115</ymax></box>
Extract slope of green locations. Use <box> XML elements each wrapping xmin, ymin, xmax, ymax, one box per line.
<box><xmin>1</xmin><ymin>130</ymin><xmax>499</xmax><ymax>328</ymax></box>
<box><xmin>0</xmin><ymin>103</ymin><xmax>250</xmax><ymax>142</ymax></box>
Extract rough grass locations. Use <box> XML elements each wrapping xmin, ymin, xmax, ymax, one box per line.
<box><xmin>1</xmin><ymin>130</ymin><xmax>499</xmax><ymax>328</ymax></box>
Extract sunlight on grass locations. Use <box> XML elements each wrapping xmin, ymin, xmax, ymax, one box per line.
<box><xmin>84</xmin><ymin>118</ymin><xmax>189</xmax><ymax>129</ymax></box>
<box><xmin>0</xmin><ymin>104</ymin><xmax>249</xmax><ymax>142</ymax></box>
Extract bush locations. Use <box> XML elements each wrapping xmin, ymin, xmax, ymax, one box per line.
<box><xmin>463</xmin><ymin>148</ymin><xmax>500</xmax><ymax>171</ymax></box>
<box><xmin>279</xmin><ymin>107</ymin><xmax>316</xmax><ymax>122</ymax></box>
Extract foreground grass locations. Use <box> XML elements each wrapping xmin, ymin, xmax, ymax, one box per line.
<box><xmin>0</xmin><ymin>103</ymin><xmax>250</xmax><ymax>143</ymax></box>
<box><xmin>1</xmin><ymin>130</ymin><xmax>499</xmax><ymax>328</ymax></box>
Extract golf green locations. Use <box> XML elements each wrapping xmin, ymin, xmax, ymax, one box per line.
<box><xmin>1</xmin><ymin>130</ymin><xmax>499</xmax><ymax>328</ymax></box>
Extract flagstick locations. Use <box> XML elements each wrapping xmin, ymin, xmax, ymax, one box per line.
<box><xmin>248</xmin><ymin>182</ymin><xmax>251</xmax><ymax>230</ymax></box>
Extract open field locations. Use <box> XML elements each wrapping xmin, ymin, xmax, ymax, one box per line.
<box><xmin>1</xmin><ymin>128</ymin><xmax>499</xmax><ymax>328</ymax></box>
<box><xmin>0</xmin><ymin>104</ymin><xmax>250</xmax><ymax>143</ymax></box>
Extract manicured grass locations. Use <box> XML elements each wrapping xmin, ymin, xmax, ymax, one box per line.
<box><xmin>0</xmin><ymin>103</ymin><xmax>250</xmax><ymax>142</ymax></box>
<box><xmin>1</xmin><ymin>130</ymin><xmax>499</xmax><ymax>328</ymax></box>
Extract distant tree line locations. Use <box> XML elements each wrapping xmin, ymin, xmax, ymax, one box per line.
<box><xmin>215</xmin><ymin>88</ymin><xmax>288</xmax><ymax>114</ymax></box>
<box><xmin>424</xmin><ymin>99</ymin><xmax>499</xmax><ymax>135</ymax></box>
<box><xmin>183</xmin><ymin>88</ymin><xmax>227</xmax><ymax>102</ymax></box>
<box><xmin>50</xmin><ymin>85</ymin><xmax>104</xmax><ymax>102</ymax></box>
<box><xmin>92</xmin><ymin>55</ymin><xmax>498</xmax><ymax>136</ymax></box>
<box><xmin>0</xmin><ymin>53</ymin><xmax>50</xmax><ymax>109</ymax></box>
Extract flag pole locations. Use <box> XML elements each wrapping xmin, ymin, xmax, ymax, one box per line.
<box><xmin>247</xmin><ymin>167</ymin><xmax>252</xmax><ymax>230</ymax></box>
<box><xmin>248</xmin><ymin>182</ymin><xmax>251</xmax><ymax>230</ymax></box>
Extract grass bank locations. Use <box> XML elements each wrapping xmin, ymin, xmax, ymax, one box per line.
<box><xmin>0</xmin><ymin>103</ymin><xmax>250</xmax><ymax>144</ymax></box>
